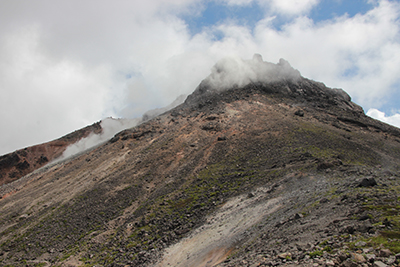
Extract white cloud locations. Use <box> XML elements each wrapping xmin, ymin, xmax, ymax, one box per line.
<box><xmin>0</xmin><ymin>26</ymin><xmax>113</xmax><ymax>154</ymax></box>
<box><xmin>201</xmin><ymin>55</ymin><xmax>300</xmax><ymax>90</ymax></box>
<box><xmin>0</xmin><ymin>0</ymin><xmax>202</xmax><ymax>155</ymax></box>
<box><xmin>249</xmin><ymin>0</ymin><xmax>400</xmax><ymax>109</ymax></box>
<box><xmin>367</xmin><ymin>108</ymin><xmax>400</xmax><ymax>128</ymax></box>
<box><xmin>222</xmin><ymin>0</ymin><xmax>254</xmax><ymax>6</ymax></box>
<box><xmin>222</xmin><ymin>0</ymin><xmax>320</xmax><ymax>15</ymax></box>
<box><xmin>267</xmin><ymin>0</ymin><xmax>320</xmax><ymax>15</ymax></box>
<box><xmin>0</xmin><ymin>0</ymin><xmax>400</xmax><ymax>155</ymax></box>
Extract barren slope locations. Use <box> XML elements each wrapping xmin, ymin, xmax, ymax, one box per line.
<box><xmin>0</xmin><ymin>122</ymin><xmax>102</xmax><ymax>186</ymax></box>
<box><xmin>1</xmin><ymin>78</ymin><xmax>400</xmax><ymax>267</ymax></box>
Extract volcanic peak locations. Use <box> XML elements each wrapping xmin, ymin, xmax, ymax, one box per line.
<box><xmin>185</xmin><ymin>54</ymin><xmax>359</xmax><ymax>114</ymax></box>
<box><xmin>1</xmin><ymin>54</ymin><xmax>400</xmax><ymax>267</ymax></box>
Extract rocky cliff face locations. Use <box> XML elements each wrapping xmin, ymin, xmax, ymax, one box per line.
<box><xmin>1</xmin><ymin>58</ymin><xmax>400</xmax><ymax>267</ymax></box>
<box><xmin>0</xmin><ymin>122</ymin><xmax>102</xmax><ymax>186</ymax></box>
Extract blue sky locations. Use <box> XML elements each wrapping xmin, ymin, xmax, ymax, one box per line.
<box><xmin>185</xmin><ymin>0</ymin><xmax>375</xmax><ymax>35</ymax></box>
<box><xmin>310</xmin><ymin>0</ymin><xmax>374</xmax><ymax>21</ymax></box>
<box><xmin>183</xmin><ymin>1</ymin><xmax>265</xmax><ymax>35</ymax></box>
<box><xmin>0</xmin><ymin>0</ymin><xmax>400</xmax><ymax>155</ymax></box>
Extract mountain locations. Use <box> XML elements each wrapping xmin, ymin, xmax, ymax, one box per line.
<box><xmin>0</xmin><ymin>97</ymin><xmax>187</xmax><ymax>188</ymax></box>
<box><xmin>1</xmin><ymin>56</ymin><xmax>400</xmax><ymax>267</ymax></box>
<box><xmin>0</xmin><ymin>122</ymin><xmax>102</xmax><ymax>187</ymax></box>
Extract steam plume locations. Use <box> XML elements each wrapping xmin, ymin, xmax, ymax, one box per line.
<box><xmin>60</xmin><ymin>117</ymin><xmax>140</xmax><ymax>160</ymax></box>
<box><xmin>59</xmin><ymin>94</ymin><xmax>187</xmax><ymax>161</ymax></box>
<box><xmin>59</xmin><ymin>55</ymin><xmax>302</xmax><ymax>161</ymax></box>
<box><xmin>202</xmin><ymin>54</ymin><xmax>301</xmax><ymax>91</ymax></box>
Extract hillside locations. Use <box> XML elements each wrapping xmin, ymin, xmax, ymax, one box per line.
<box><xmin>0</xmin><ymin>122</ymin><xmax>102</xmax><ymax>187</ymax></box>
<box><xmin>1</xmin><ymin>57</ymin><xmax>400</xmax><ymax>267</ymax></box>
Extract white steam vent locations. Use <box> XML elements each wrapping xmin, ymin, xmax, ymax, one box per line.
<box><xmin>59</xmin><ymin>117</ymin><xmax>140</xmax><ymax>160</ymax></box>
<box><xmin>203</xmin><ymin>54</ymin><xmax>301</xmax><ymax>91</ymax></box>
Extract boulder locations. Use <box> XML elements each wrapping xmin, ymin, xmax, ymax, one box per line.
<box><xmin>379</xmin><ymin>249</ymin><xmax>392</xmax><ymax>257</ymax></box>
<box><xmin>373</xmin><ymin>261</ymin><xmax>388</xmax><ymax>267</ymax></box>
<box><xmin>351</xmin><ymin>252</ymin><xmax>366</xmax><ymax>263</ymax></box>
<box><xmin>358</xmin><ymin>177</ymin><xmax>377</xmax><ymax>187</ymax></box>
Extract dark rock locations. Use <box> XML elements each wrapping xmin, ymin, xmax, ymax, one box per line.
<box><xmin>294</xmin><ymin>109</ymin><xmax>304</xmax><ymax>117</ymax></box>
<box><xmin>294</xmin><ymin>213</ymin><xmax>304</xmax><ymax>220</ymax></box>
<box><xmin>358</xmin><ymin>221</ymin><xmax>373</xmax><ymax>233</ymax></box>
<box><xmin>37</xmin><ymin>155</ymin><xmax>49</xmax><ymax>165</ymax></box>
<box><xmin>337</xmin><ymin>117</ymin><xmax>368</xmax><ymax>128</ymax></box>
<box><xmin>0</xmin><ymin>152</ymin><xmax>20</xmax><ymax>168</ymax></box>
<box><xmin>342</xmin><ymin>258</ymin><xmax>359</xmax><ymax>267</ymax></box>
<box><xmin>19</xmin><ymin>214</ymin><xmax>28</xmax><ymax>220</ymax></box>
<box><xmin>201</xmin><ymin>122</ymin><xmax>220</xmax><ymax>131</ymax></box>
<box><xmin>365</xmin><ymin>253</ymin><xmax>376</xmax><ymax>263</ymax></box>
<box><xmin>358</xmin><ymin>177</ymin><xmax>377</xmax><ymax>187</ymax></box>
<box><xmin>217</xmin><ymin>136</ymin><xmax>227</xmax><ymax>141</ymax></box>
<box><xmin>320</xmin><ymin>198</ymin><xmax>329</xmax><ymax>204</ymax></box>
<box><xmin>317</xmin><ymin>161</ymin><xmax>335</xmax><ymax>170</ymax></box>
<box><xmin>378</xmin><ymin>249</ymin><xmax>392</xmax><ymax>257</ymax></box>
<box><xmin>300</xmin><ymin>152</ymin><xmax>313</xmax><ymax>159</ymax></box>
<box><xmin>175</xmin><ymin>228</ymin><xmax>190</xmax><ymax>235</ymax></box>
<box><xmin>109</xmin><ymin>136</ymin><xmax>119</xmax><ymax>143</ymax></box>
<box><xmin>16</xmin><ymin>160</ymin><xmax>30</xmax><ymax>170</ymax></box>
<box><xmin>344</xmin><ymin>225</ymin><xmax>355</xmax><ymax>234</ymax></box>
<box><xmin>171</xmin><ymin>110</ymin><xmax>180</xmax><ymax>117</ymax></box>
<box><xmin>383</xmin><ymin>218</ymin><xmax>391</xmax><ymax>227</ymax></box>
<box><xmin>205</xmin><ymin>115</ymin><xmax>218</xmax><ymax>120</ymax></box>
<box><xmin>358</xmin><ymin>214</ymin><xmax>370</xmax><ymax>221</ymax></box>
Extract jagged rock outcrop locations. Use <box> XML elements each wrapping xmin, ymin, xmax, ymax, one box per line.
<box><xmin>0</xmin><ymin>122</ymin><xmax>102</xmax><ymax>186</ymax></box>
<box><xmin>186</xmin><ymin>55</ymin><xmax>357</xmax><ymax>113</ymax></box>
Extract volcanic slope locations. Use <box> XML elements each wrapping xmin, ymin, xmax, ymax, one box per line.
<box><xmin>1</xmin><ymin>60</ymin><xmax>400</xmax><ymax>267</ymax></box>
<box><xmin>0</xmin><ymin>122</ymin><xmax>102</xmax><ymax>187</ymax></box>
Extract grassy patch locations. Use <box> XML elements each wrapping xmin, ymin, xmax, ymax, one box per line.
<box><xmin>309</xmin><ymin>250</ymin><xmax>323</xmax><ymax>258</ymax></box>
<box><xmin>348</xmin><ymin>186</ymin><xmax>400</xmax><ymax>254</ymax></box>
<box><xmin>364</xmin><ymin>235</ymin><xmax>400</xmax><ymax>254</ymax></box>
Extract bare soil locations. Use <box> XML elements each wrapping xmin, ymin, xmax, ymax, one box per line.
<box><xmin>1</xmin><ymin>79</ymin><xmax>400</xmax><ymax>267</ymax></box>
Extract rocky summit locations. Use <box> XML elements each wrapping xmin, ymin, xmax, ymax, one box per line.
<box><xmin>1</xmin><ymin>56</ymin><xmax>400</xmax><ymax>267</ymax></box>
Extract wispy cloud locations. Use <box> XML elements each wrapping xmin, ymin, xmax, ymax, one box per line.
<box><xmin>0</xmin><ymin>0</ymin><xmax>400</xmax><ymax>155</ymax></box>
<box><xmin>367</xmin><ymin>108</ymin><xmax>400</xmax><ymax>128</ymax></box>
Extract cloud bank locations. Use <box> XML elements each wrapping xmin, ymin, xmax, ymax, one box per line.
<box><xmin>1</xmin><ymin>0</ymin><xmax>400</xmax><ymax>155</ymax></box>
